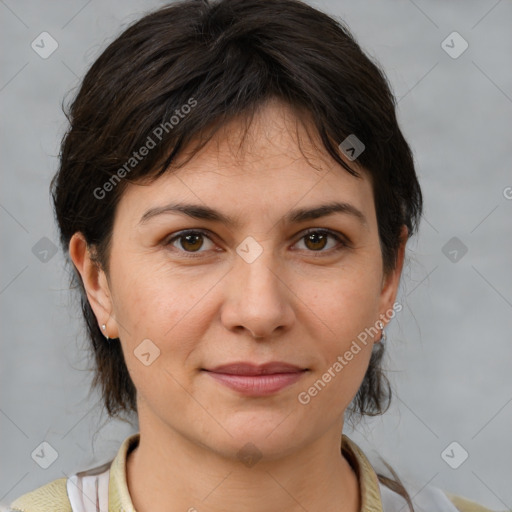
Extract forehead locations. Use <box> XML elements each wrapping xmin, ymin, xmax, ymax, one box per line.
<box><xmin>173</xmin><ymin>98</ymin><xmax>357</xmax><ymax>176</ymax></box>
<box><xmin>116</xmin><ymin>99</ymin><xmax>376</xmax><ymax>230</ymax></box>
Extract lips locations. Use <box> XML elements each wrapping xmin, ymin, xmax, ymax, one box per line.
<box><xmin>202</xmin><ymin>362</ymin><xmax>307</xmax><ymax>396</ymax></box>
<box><xmin>204</xmin><ymin>361</ymin><xmax>306</xmax><ymax>375</ymax></box>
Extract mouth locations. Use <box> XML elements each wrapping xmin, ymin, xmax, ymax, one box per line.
<box><xmin>201</xmin><ymin>361</ymin><xmax>308</xmax><ymax>396</ymax></box>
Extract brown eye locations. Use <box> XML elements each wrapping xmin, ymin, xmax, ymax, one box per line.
<box><xmin>295</xmin><ymin>229</ymin><xmax>347</xmax><ymax>254</ymax></box>
<box><xmin>166</xmin><ymin>230</ymin><xmax>215</xmax><ymax>255</ymax></box>
<box><xmin>304</xmin><ymin>231</ymin><xmax>329</xmax><ymax>251</ymax></box>
<box><xmin>180</xmin><ymin>233</ymin><xmax>204</xmax><ymax>252</ymax></box>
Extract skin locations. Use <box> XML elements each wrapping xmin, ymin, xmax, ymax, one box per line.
<box><xmin>70</xmin><ymin>98</ymin><xmax>406</xmax><ymax>512</ymax></box>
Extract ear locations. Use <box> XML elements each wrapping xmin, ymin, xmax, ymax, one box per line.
<box><xmin>68</xmin><ymin>232</ymin><xmax>119</xmax><ymax>339</ymax></box>
<box><xmin>377</xmin><ymin>225</ymin><xmax>408</xmax><ymax>325</ymax></box>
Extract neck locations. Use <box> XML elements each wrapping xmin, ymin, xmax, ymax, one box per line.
<box><xmin>126</xmin><ymin>419</ymin><xmax>360</xmax><ymax>512</ymax></box>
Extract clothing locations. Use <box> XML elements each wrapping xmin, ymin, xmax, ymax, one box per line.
<box><xmin>8</xmin><ymin>432</ymin><xmax>495</xmax><ymax>512</ymax></box>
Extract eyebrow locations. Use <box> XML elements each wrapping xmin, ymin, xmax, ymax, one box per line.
<box><xmin>138</xmin><ymin>200</ymin><xmax>368</xmax><ymax>228</ymax></box>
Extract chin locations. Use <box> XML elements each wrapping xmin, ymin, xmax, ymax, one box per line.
<box><xmin>212</xmin><ymin>412</ymin><xmax>307</xmax><ymax>460</ymax></box>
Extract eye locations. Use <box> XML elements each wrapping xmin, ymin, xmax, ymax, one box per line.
<box><xmin>164</xmin><ymin>228</ymin><xmax>348</xmax><ymax>259</ymax></box>
<box><xmin>293</xmin><ymin>229</ymin><xmax>348</xmax><ymax>254</ymax></box>
<box><xmin>165</xmin><ymin>230</ymin><xmax>215</xmax><ymax>257</ymax></box>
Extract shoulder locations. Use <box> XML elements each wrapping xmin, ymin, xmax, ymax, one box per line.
<box><xmin>342</xmin><ymin>435</ymin><xmax>498</xmax><ymax>512</ymax></box>
<box><xmin>445</xmin><ymin>491</ymin><xmax>499</xmax><ymax>512</ymax></box>
<box><xmin>7</xmin><ymin>434</ymin><xmax>135</xmax><ymax>512</ymax></box>
<box><xmin>8</xmin><ymin>477</ymin><xmax>71</xmax><ymax>512</ymax></box>
<box><xmin>379</xmin><ymin>480</ymin><xmax>498</xmax><ymax>512</ymax></box>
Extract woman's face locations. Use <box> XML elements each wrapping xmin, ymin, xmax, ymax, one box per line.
<box><xmin>73</xmin><ymin>99</ymin><xmax>405</xmax><ymax>459</ymax></box>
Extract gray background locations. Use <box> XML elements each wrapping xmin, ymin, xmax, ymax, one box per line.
<box><xmin>1</xmin><ymin>0</ymin><xmax>511</xmax><ymax>510</ymax></box>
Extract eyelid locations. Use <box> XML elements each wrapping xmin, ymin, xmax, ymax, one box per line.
<box><xmin>300</xmin><ymin>227</ymin><xmax>350</xmax><ymax>245</ymax></box>
<box><xmin>292</xmin><ymin>228</ymin><xmax>350</xmax><ymax>255</ymax></box>
<box><xmin>164</xmin><ymin>229</ymin><xmax>218</xmax><ymax>257</ymax></box>
<box><xmin>164</xmin><ymin>227</ymin><xmax>349</xmax><ymax>257</ymax></box>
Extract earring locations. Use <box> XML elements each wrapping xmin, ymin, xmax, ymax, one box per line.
<box><xmin>101</xmin><ymin>324</ymin><xmax>109</xmax><ymax>340</ymax></box>
<box><xmin>377</xmin><ymin>320</ymin><xmax>386</xmax><ymax>343</ymax></box>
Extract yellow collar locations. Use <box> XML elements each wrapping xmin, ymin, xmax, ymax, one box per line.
<box><xmin>108</xmin><ymin>432</ymin><xmax>384</xmax><ymax>511</ymax></box>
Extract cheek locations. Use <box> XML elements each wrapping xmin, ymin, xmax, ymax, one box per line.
<box><xmin>298</xmin><ymin>264</ymin><xmax>382</xmax><ymax>347</ymax></box>
<box><xmin>293</xmin><ymin>264</ymin><xmax>381</xmax><ymax>405</ymax></box>
<box><xmin>295</xmin><ymin>296</ymin><xmax>375</xmax><ymax>423</ymax></box>
<box><xmin>113</xmin><ymin>265</ymin><xmax>209</xmax><ymax>412</ymax></box>
<box><xmin>111</xmin><ymin>257</ymin><xmax>214</xmax><ymax>340</ymax></box>
<box><xmin>110</xmin><ymin>260</ymin><xmax>223</xmax><ymax>399</ymax></box>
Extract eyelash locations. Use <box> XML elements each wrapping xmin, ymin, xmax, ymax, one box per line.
<box><xmin>164</xmin><ymin>228</ymin><xmax>349</xmax><ymax>259</ymax></box>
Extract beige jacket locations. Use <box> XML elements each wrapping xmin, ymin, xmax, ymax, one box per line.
<box><xmin>9</xmin><ymin>432</ymin><xmax>497</xmax><ymax>512</ymax></box>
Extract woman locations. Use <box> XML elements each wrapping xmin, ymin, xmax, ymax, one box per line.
<box><xmin>9</xmin><ymin>0</ymin><xmax>496</xmax><ymax>510</ymax></box>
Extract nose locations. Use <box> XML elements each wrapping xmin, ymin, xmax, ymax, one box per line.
<box><xmin>220</xmin><ymin>249</ymin><xmax>295</xmax><ymax>340</ymax></box>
